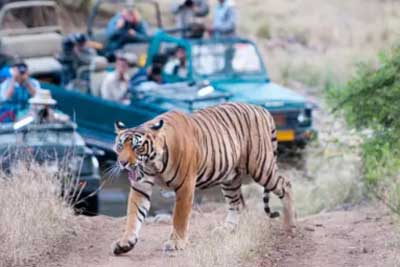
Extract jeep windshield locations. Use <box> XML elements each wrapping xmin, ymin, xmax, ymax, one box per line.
<box><xmin>192</xmin><ymin>41</ymin><xmax>266</xmax><ymax>79</ymax></box>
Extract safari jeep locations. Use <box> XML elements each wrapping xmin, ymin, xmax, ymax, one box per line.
<box><xmin>144</xmin><ymin>32</ymin><xmax>316</xmax><ymax>148</ymax></box>
<box><xmin>0</xmin><ymin>120</ymin><xmax>101</xmax><ymax>215</ymax></box>
<box><xmin>0</xmin><ymin>1</ymin><xmax>63</xmax><ymax>82</ymax></box>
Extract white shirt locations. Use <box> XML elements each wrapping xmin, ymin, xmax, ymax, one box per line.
<box><xmin>100</xmin><ymin>71</ymin><xmax>129</xmax><ymax>102</ymax></box>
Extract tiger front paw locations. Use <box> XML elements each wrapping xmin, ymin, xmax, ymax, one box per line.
<box><xmin>163</xmin><ymin>237</ymin><xmax>187</xmax><ymax>252</ymax></box>
<box><xmin>111</xmin><ymin>236</ymin><xmax>138</xmax><ymax>256</ymax></box>
<box><xmin>284</xmin><ymin>223</ymin><xmax>297</xmax><ymax>235</ymax></box>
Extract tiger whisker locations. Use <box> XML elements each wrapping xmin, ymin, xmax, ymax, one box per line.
<box><xmin>103</xmin><ymin>163</ymin><xmax>121</xmax><ymax>183</ymax></box>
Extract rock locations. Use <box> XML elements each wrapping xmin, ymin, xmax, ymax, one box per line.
<box><xmin>362</xmin><ymin>247</ymin><xmax>373</xmax><ymax>254</ymax></box>
<box><xmin>304</xmin><ymin>226</ymin><xmax>315</xmax><ymax>232</ymax></box>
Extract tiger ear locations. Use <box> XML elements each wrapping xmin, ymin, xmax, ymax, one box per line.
<box><xmin>150</xmin><ymin>119</ymin><xmax>164</xmax><ymax>131</ymax></box>
<box><xmin>114</xmin><ymin>121</ymin><xmax>126</xmax><ymax>133</ymax></box>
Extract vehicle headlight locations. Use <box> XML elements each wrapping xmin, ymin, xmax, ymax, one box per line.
<box><xmin>297</xmin><ymin>108</ymin><xmax>312</xmax><ymax>126</ymax></box>
<box><xmin>297</xmin><ymin>111</ymin><xmax>306</xmax><ymax>123</ymax></box>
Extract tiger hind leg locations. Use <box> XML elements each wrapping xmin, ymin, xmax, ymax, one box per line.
<box><xmin>268</xmin><ymin>174</ymin><xmax>296</xmax><ymax>233</ymax></box>
<box><xmin>220</xmin><ymin>174</ymin><xmax>245</xmax><ymax>231</ymax></box>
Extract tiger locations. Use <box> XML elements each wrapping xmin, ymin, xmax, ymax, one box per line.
<box><xmin>111</xmin><ymin>102</ymin><xmax>296</xmax><ymax>255</ymax></box>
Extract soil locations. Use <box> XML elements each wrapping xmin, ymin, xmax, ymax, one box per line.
<box><xmin>36</xmin><ymin>203</ymin><xmax>399</xmax><ymax>267</ymax></box>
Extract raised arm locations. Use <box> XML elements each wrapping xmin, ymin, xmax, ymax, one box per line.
<box><xmin>23</xmin><ymin>76</ymin><xmax>39</xmax><ymax>97</ymax></box>
<box><xmin>2</xmin><ymin>78</ymin><xmax>16</xmax><ymax>100</ymax></box>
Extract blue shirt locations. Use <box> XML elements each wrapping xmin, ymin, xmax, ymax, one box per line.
<box><xmin>0</xmin><ymin>78</ymin><xmax>40</xmax><ymax>111</ymax></box>
<box><xmin>0</xmin><ymin>67</ymin><xmax>11</xmax><ymax>82</ymax></box>
<box><xmin>106</xmin><ymin>13</ymin><xmax>121</xmax><ymax>38</ymax></box>
<box><xmin>212</xmin><ymin>1</ymin><xmax>236</xmax><ymax>36</ymax></box>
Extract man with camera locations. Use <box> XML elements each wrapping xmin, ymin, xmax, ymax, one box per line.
<box><xmin>105</xmin><ymin>8</ymin><xmax>148</xmax><ymax>60</ymax></box>
<box><xmin>0</xmin><ymin>62</ymin><xmax>40</xmax><ymax>121</ymax></box>
<box><xmin>171</xmin><ymin>0</ymin><xmax>209</xmax><ymax>37</ymax></box>
<box><xmin>58</xmin><ymin>33</ymin><xmax>100</xmax><ymax>88</ymax></box>
<box><xmin>17</xmin><ymin>89</ymin><xmax>69</xmax><ymax>124</ymax></box>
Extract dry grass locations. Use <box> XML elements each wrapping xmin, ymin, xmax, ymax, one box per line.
<box><xmin>280</xmin><ymin>103</ymin><xmax>364</xmax><ymax>216</ymax></box>
<box><xmin>172</xmin><ymin>199</ymin><xmax>271</xmax><ymax>267</ymax></box>
<box><xmin>0</xmin><ymin>161</ymin><xmax>76</xmax><ymax>267</ymax></box>
<box><xmin>234</xmin><ymin>0</ymin><xmax>400</xmax><ymax>89</ymax></box>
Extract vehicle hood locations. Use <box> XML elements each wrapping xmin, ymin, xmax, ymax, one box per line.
<box><xmin>133</xmin><ymin>82</ymin><xmax>232</xmax><ymax>112</ymax></box>
<box><xmin>212</xmin><ymin>81</ymin><xmax>307</xmax><ymax>110</ymax></box>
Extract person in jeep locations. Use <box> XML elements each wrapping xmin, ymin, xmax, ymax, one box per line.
<box><xmin>58</xmin><ymin>33</ymin><xmax>98</xmax><ymax>88</ymax></box>
<box><xmin>100</xmin><ymin>52</ymin><xmax>131</xmax><ymax>103</ymax></box>
<box><xmin>171</xmin><ymin>0</ymin><xmax>209</xmax><ymax>37</ymax></box>
<box><xmin>0</xmin><ymin>62</ymin><xmax>40</xmax><ymax>122</ymax></box>
<box><xmin>163</xmin><ymin>46</ymin><xmax>188</xmax><ymax>81</ymax></box>
<box><xmin>208</xmin><ymin>0</ymin><xmax>236</xmax><ymax>37</ymax></box>
<box><xmin>105</xmin><ymin>8</ymin><xmax>149</xmax><ymax>60</ymax></box>
<box><xmin>17</xmin><ymin>89</ymin><xmax>69</xmax><ymax>124</ymax></box>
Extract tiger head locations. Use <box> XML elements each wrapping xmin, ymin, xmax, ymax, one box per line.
<box><xmin>114</xmin><ymin>119</ymin><xmax>166</xmax><ymax>176</ymax></box>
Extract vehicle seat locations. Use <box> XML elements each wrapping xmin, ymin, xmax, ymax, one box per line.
<box><xmin>0</xmin><ymin>32</ymin><xmax>62</xmax><ymax>76</ymax></box>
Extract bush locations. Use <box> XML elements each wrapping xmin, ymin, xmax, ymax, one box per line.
<box><xmin>331</xmin><ymin>45</ymin><xmax>400</xmax><ymax>131</ymax></box>
<box><xmin>257</xmin><ymin>23</ymin><xmax>271</xmax><ymax>39</ymax></box>
<box><xmin>330</xmin><ymin>44</ymin><xmax>400</xmax><ymax>212</ymax></box>
<box><xmin>0</xmin><ymin>162</ymin><xmax>76</xmax><ymax>267</ymax></box>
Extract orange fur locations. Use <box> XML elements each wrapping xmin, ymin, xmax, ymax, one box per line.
<box><xmin>112</xmin><ymin>103</ymin><xmax>296</xmax><ymax>255</ymax></box>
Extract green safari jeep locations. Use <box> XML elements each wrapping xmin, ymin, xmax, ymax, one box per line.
<box><xmin>142</xmin><ymin>32</ymin><xmax>316</xmax><ymax>147</ymax></box>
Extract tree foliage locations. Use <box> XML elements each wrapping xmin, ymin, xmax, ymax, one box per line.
<box><xmin>332</xmin><ymin>45</ymin><xmax>400</xmax><ymax>134</ymax></box>
<box><xmin>330</xmin><ymin>44</ymin><xmax>400</xmax><ymax>212</ymax></box>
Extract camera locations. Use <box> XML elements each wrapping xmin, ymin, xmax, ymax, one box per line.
<box><xmin>184</xmin><ymin>0</ymin><xmax>194</xmax><ymax>7</ymax></box>
<box><xmin>179</xmin><ymin>0</ymin><xmax>194</xmax><ymax>10</ymax></box>
<box><xmin>14</xmin><ymin>63</ymin><xmax>28</xmax><ymax>75</ymax></box>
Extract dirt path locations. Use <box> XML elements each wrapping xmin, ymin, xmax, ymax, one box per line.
<box><xmin>263</xmin><ymin>205</ymin><xmax>400</xmax><ymax>267</ymax></box>
<box><xmin>39</xmin><ymin>203</ymin><xmax>399</xmax><ymax>267</ymax></box>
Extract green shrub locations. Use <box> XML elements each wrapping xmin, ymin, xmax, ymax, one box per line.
<box><xmin>330</xmin><ymin>44</ymin><xmax>400</xmax><ymax>212</ymax></box>
<box><xmin>256</xmin><ymin>23</ymin><xmax>271</xmax><ymax>39</ymax></box>
<box><xmin>332</xmin><ymin>46</ymin><xmax>400</xmax><ymax>131</ymax></box>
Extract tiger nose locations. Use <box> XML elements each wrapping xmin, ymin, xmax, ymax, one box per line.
<box><xmin>119</xmin><ymin>160</ymin><xmax>129</xmax><ymax>168</ymax></box>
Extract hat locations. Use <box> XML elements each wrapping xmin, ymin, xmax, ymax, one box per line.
<box><xmin>29</xmin><ymin>89</ymin><xmax>57</xmax><ymax>105</ymax></box>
